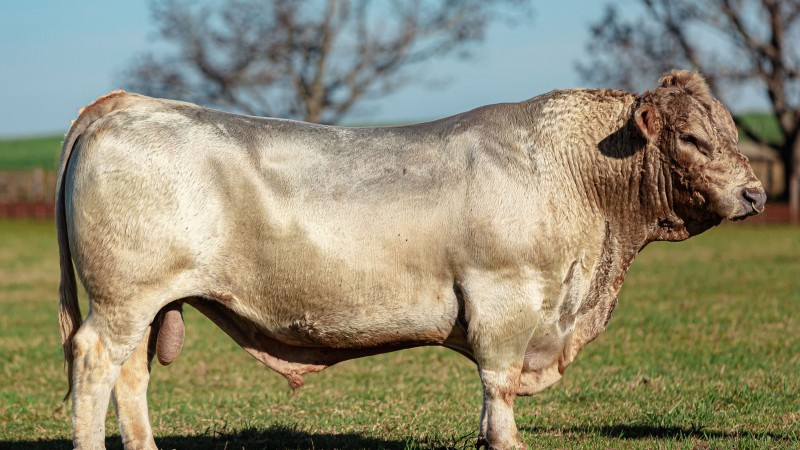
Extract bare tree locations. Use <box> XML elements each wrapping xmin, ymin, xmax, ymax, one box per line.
<box><xmin>578</xmin><ymin>0</ymin><xmax>800</xmax><ymax>222</ymax></box>
<box><xmin>121</xmin><ymin>0</ymin><xmax>531</xmax><ymax>125</ymax></box>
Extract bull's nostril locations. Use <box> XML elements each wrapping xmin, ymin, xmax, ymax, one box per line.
<box><xmin>742</xmin><ymin>188</ymin><xmax>767</xmax><ymax>214</ymax></box>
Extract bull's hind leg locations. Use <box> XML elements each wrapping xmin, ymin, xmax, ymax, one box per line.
<box><xmin>111</xmin><ymin>326</ymin><xmax>157</xmax><ymax>450</ymax></box>
<box><xmin>72</xmin><ymin>306</ymin><xmax>152</xmax><ymax>449</ymax></box>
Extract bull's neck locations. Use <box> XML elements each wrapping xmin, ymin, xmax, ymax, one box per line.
<box><xmin>576</xmin><ymin>120</ymin><xmax>690</xmax><ymax>249</ymax></box>
<box><xmin>548</xmin><ymin>120</ymin><xmax>686</xmax><ymax>302</ymax></box>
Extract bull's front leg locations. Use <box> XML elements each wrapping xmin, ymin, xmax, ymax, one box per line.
<box><xmin>462</xmin><ymin>276</ymin><xmax>538</xmax><ymax>450</ymax></box>
<box><xmin>477</xmin><ymin>363</ymin><xmax>525</xmax><ymax>449</ymax></box>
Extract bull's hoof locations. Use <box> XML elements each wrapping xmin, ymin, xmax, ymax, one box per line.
<box><xmin>475</xmin><ymin>436</ymin><xmax>527</xmax><ymax>450</ymax></box>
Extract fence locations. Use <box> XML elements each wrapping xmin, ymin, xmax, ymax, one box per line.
<box><xmin>0</xmin><ymin>169</ymin><xmax>57</xmax><ymax>219</ymax></box>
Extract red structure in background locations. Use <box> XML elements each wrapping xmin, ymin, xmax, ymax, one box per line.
<box><xmin>744</xmin><ymin>202</ymin><xmax>790</xmax><ymax>225</ymax></box>
<box><xmin>0</xmin><ymin>168</ymin><xmax>793</xmax><ymax>223</ymax></box>
<box><xmin>0</xmin><ymin>169</ymin><xmax>57</xmax><ymax>220</ymax></box>
<box><xmin>0</xmin><ymin>201</ymin><xmax>55</xmax><ymax>219</ymax></box>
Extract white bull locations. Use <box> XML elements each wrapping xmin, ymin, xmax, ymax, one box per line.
<box><xmin>57</xmin><ymin>70</ymin><xmax>765</xmax><ymax>449</ymax></box>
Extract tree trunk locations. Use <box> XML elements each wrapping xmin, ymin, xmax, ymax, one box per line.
<box><xmin>790</xmin><ymin>136</ymin><xmax>800</xmax><ymax>224</ymax></box>
<box><xmin>776</xmin><ymin>134</ymin><xmax>799</xmax><ymax>224</ymax></box>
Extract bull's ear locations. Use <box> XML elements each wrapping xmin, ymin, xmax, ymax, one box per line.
<box><xmin>634</xmin><ymin>104</ymin><xmax>661</xmax><ymax>141</ymax></box>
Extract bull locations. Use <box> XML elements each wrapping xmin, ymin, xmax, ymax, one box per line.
<box><xmin>57</xmin><ymin>70</ymin><xmax>765</xmax><ymax>449</ymax></box>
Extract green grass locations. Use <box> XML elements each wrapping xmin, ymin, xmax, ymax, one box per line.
<box><xmin>0</xmin><ymin>221</ymin><xmax>798</xmax><ymax>449</ymax></box>
<box><xmin>0</xmin><ymin>136</ymin><xmax>62</xmax><ymax>172</ymax></box>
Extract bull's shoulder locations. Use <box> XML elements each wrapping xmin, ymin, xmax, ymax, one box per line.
<box><xmin>526</xmin><ymin>88</ymin><xmax>635</xmax><ymax>105</ymax></box>
<box><xmin>523</xmin><ymin>88</ymin><xmax>637</xmax><ymax>125</ymax></box>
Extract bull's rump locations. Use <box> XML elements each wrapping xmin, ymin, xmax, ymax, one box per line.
<box><xmin>65</xmin><ymin>96</ymin><xmax>466</xmax><ymax>348</ymax></box>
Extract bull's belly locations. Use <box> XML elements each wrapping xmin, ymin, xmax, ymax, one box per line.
<box><xmin>196</xmin><ymin>182</ymin><xmax>463</xmax><ymax>349</ymax></box>
<box><xmin>205</xmin><ymin>263</ymin><xmax>462</xmax><ymax>350</ymax></box>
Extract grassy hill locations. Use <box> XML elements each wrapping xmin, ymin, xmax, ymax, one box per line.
<box><xmin>0</xmin><ymin>136</ymin><xmax>61</xmax><ymax>171</ymax></box>
<box><xmin>737</xmin><ymin>112</ymin><xmax>783</xmax><ymax>146</ymax></box>
<box><xmin>0</xmin><ymin>112</ymin><xmax>784</xmax><ymax>172</ymax></box>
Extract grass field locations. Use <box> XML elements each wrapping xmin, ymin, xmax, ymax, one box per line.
<box><xmin>0</xmin><ymin>136</ymin><xmax>62</xmax><ymax>172</ymax></box>
<box><xmin>0</xmin><ymin>220</ymin><xmax>798</xmax><ymax>449</ymax></box>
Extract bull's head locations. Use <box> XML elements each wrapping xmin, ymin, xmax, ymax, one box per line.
<box><xmin>633</xmin><ymin>70</ymin><xmax>766</xmax><ymax>232</ymax></box>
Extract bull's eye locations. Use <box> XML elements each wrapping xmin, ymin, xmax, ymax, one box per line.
<box><xmin>679</xmin><ymin>134</ymin><xmax>698</xmax><ymax>146</ymax></box>
<box><xmin>678</xmin><ymin>133</ymin><xmax>712</xmax><ymax>157</ymax></box>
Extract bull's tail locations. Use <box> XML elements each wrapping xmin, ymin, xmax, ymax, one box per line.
<box><xmin>57</xmin><ymin>176</ymin><xmax>80</xmax><ymax>403</ymax></box>
<box><xmin>57</xmin><ymin>90</ymin><xmax>132</xmax><ymax>402</ymax></box>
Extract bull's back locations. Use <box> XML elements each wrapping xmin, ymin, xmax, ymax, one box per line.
<box><xmin>66</xmin><ymin>95</ymin><xmax>468</xmax><ymax>346</ymax></box>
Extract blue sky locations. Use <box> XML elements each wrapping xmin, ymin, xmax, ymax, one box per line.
<box><xmin>0</xmin><ymin>1</ymin><xmax>764</xmax><ymax>137</ymax></box>
<box><xmin>1</xmin><ymin>2</ymin><xmax>151</xmax><ymax>137</ymax></box>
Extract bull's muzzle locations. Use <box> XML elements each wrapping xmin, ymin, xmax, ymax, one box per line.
<box><xmin>738</xmin><ymin>187</ymin><xmax>767</xmax><ymax>218</ymax></box>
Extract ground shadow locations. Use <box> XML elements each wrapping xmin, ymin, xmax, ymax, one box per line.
<box><xmin>0</xmin><ymin>424</ymin><xmax>414</xmax><ymax>450</ymax></box>
<box><xmin>521</xmin><ymin>423</ymin><xmax>793</xmax><ymax>442</ymax></box>
<box><xmin>6</xmin><ymin>424</ymin><xmax>794</xmax><ymax>449</ymax></box>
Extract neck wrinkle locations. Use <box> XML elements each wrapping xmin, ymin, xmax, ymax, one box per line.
<box><xmin>589</xmin><ymin>134</ymin><xmax>686</xmax><ymax>251</ymax></box>
<box><xmin>632</xmin><ymin>143</ymin><xmax>689</xmax><ymax>243</ymax></box>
